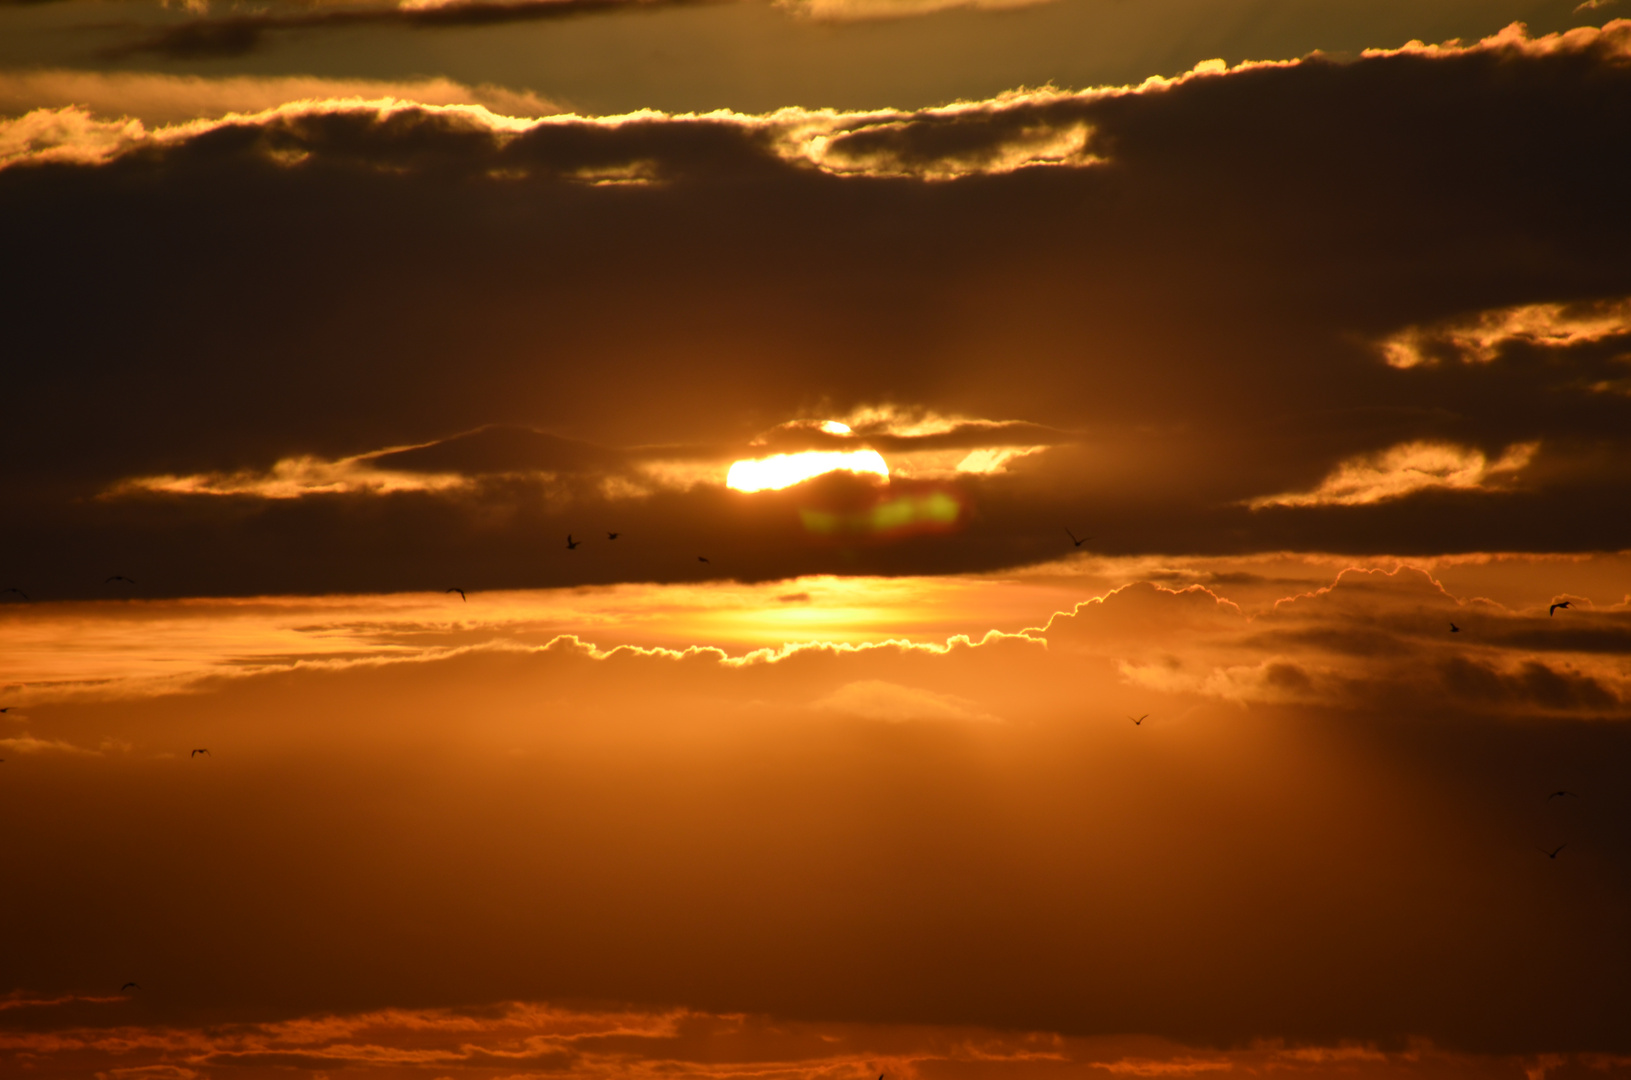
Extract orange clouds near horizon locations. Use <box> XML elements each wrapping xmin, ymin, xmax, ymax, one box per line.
<box><xmin>5</xmin><ymin>998</ymin><xmax>1629</xmax><ymax>1079</ymax></box>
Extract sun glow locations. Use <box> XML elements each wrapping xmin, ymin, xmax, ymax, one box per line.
<box><xmin>726</xmin><ymin>448</ymin><xmax>889</xmax><ymax>492</ymax></box>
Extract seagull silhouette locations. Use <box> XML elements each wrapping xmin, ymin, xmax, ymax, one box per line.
<box><xmin>1450</xmin><ymin>623</ymin><xmax>1460</xmax><ymax>633</ymax></box>
<box><xmin>445</xmin><ymin>587</ymin><xmax>466</xmax><ymax>601</ymax></box>
<box><xmin>698</xmin><ymin>556</ymin><xmax>710</xmax><ymax>563</ymax></box>
<box><xmin>1548</xmin><ymin>790</ymin><xmax>1579</xmax><ymax>800</ymax></box>
<box><xmin>0</xmin><ymin>587</ymin><xmax>28</xmax><ymax>601</ymax></box>
<box><xmin>1540</xmin><ymin>844</ymin><xmax>1566</xmax><ymax>859</ymax></box>
<box><xmin>104</xmin><ymin>575</ymin><xmax>136</xmax><ymax>585</ymax></box>
<box><xmin>121</xmin><ymin>983</ymin><xmax>139</xmax><ymax>992</ymax></box>
<box><xmin>566</xmin><ymin>535</ymin><xmax>581</xmax><ymax>550</ymax></box>
<box><xmin>1550</xmin><ymin>601</ymin><xmax>1571</xmax><ymax>616</ymax></box>
<box><xmin>1129</xmin><ymin>714</ymin><xmax>1148</xmax><ymax>726</ymax></box>
<box><xmin>607</xmin><ymin>532</ymin><xmax>620</xmax><ymax>540</ymax></box>
<box><xmin>0</xmin><ymin>707</ymin><xmax>12</xmax><ymax>714</ymax></box>
<box><xmin>1065</xmin><ymin>528</ymin><xmax>1093</xmax><ymax>548</ymax></box>
<box><xmin>191</xmin><ymin>748</ymin><xmax>209</xmax><ymax>757</ymax></box>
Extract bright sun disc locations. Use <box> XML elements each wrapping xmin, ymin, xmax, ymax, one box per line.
<box><xmin>726</xmin><ymin>449</ymin><xmax>889</xmax><ymax>492</ymax></box>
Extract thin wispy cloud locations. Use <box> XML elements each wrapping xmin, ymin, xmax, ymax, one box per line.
<box><xmin>107</xmin><ymin>0</ymin><xmax>727</xmax><ymax>61</ymax></box>
<box><xmin>1248</xmin><ymin>440</ymin><xmax>1539</xmax><ymax>509</ymax></box>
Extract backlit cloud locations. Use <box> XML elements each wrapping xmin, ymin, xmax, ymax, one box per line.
<box><xmin>7</xmin><ymin>21</ymin><xmax>1631</xmax><ymax>596</ymax></box>
<box><xmin>1379</xmin><ymin>296</ymin><xmax>1631</xmax><ymax>369</ymax></box>
<box><xmin>1248</xmin><ymin>440</ymin><xmax>1539</xmax><ymax>508</ymax></box>
<box><xmin>0</xmin><ymin>69</ymin><xmax>558</xmax><ymax>126</ymax></box>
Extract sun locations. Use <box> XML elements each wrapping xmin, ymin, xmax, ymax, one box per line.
<box><xmin>726</xmin><ymin>444</ymin><xmax>889</xmax><ymax>493</ymax></box>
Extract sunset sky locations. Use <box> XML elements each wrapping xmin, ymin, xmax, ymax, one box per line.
<box><xmin>3</xmin><ymin>1</ymin><xmax>1631</xmax><ymax>1078</ymax></box>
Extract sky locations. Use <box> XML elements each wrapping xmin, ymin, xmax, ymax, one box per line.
<box><xmin>3</xmin><ymin>1</ymin><xmax>1631</xmax><ymax>1078</ymax></box>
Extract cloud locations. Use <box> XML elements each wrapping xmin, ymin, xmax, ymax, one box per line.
<box><xmin>0</xmin><ymin>733</ymin><xmax>97</xmax><ymax>754</ymax></box>
<box><xmin>1248</xmin><ymin>440</ymin><xmax>1539</xmax><ymax>508</ymax></box>
<box><xmin>8</xmin><ymin>23</ymin><xmax>1631</xmax><ymax>595</ymax></box>
<box><xmin>0</xmin><ymin>85</ymin><xmax>1116</xmax><ymax>182</ymax></box>
<box><xmin>0</xmin><ymin>69</ymin><xmax>559</xmax><ymax>126</ymax></box>
<box><xmin>107</xmin><ymin>0</ymin><xmax>725</xmax><ymax>61</ymax></box>
<box><xmin>0</xmin><ymin>556</ymin><xmax>1627</xmax><ymax>1059</ymax></box>
<box><xmin>3</xmin><ymin>562</ymin><xmax>1630</xmax><ymax>1053</ymax></box>
<box><xmin>100</xmin><ymin>418</ymin><xmax>1063</xmax><ymax>503</ymax></box>
<box><xmin>778</xmin><ymin>0</ymin><xmax>1057</xmax><ymax>23</ymax></box>
<box><xmin>1378</xmin><ymin>296</ymin><xmax>1631</xmax><ymax>369</ymax></box>
<box><xmin>811</xmin><ymin>678</ymin><xmax>999</xmax><ymax>721</ymax></box>
<box><xmin>0</xmin><ymin>1000</ymin><xmax>1610</xmax><ymax>1080</ymax></box>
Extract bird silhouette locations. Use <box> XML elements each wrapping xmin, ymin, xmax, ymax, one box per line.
<box><xmin>104</xmin><ymin>575</ymin><xmax>136</xmax><ymax>585</ymax></box>
<box><xmin>0</xmin><ymin>587</ymin><xmax>27</xmax><ymax>601</ymax></box>
<box><xmin>1065</xmin><ymin>528</ymin><xmax>1092</xmax><ymax>548</ymax></box>
<box><xmin>607</xmin><ymin>532</ymin><xmax>620</xmax><ymax>540</ymax></box>
<box><xmin>191</xmin><ymin>748</ymin><xmax>209</xmax><ymax>757</ymax></box>
<box><xmin>1540</xmin><ymin>844</ymin><xmax>1566</xmax><ymax>859</ymax></box>
<box><xmin>1450</xmin><ymin>623</ymin><xmax>1460</xmax><ymax>633</ymax></box>
<box><xmin>445</xmin><ymin>587</ymin><xmax>466</xmax><ymax>601</ymax></box>
<box><xmin>121</xmin><ymin>983</ymin><xmax>139</xmax><ymax>992</ymax></box>
<box><xmin>0</xmin><ymin>707</ymin><xmax>12</xmax><ymax>714</ymax></box>
<box><xmin>566</xmin><ymin>535</ymin><xmax>581</xmax><ymax>550</ymax></box>
<box><xmin>698</xmin><ymin>556</ymin><xmax>710</xmax><ymax>563</ymax></box>
<box><xmin>1548</xmin><ymin>790</ymin><xmax>1579</xmax><ymax>800</ymax></box>
<box><xmin>1550</xmin><ymin>601</ymin><xmax>1572</xmax><ymax>616</ymax></box>
<box><xmin>1129</xmin><ymin>714</ymin><xmax>1148</xmax><ymax>726</ymax></box>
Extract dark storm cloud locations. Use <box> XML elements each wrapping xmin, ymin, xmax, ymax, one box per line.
<box><xmin>108</xmin><ymin>0</ymin><xmax>726</xmax><ymax>61</ymax></box>
<box><xmin>4</xmin><ymin>23</ymin><xmax>1631</xmax><ymax>596</ymax></box>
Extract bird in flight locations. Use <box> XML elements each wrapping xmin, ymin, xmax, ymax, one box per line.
<box><xmin>121</xmin><ymin>983</ymin><xmax>139</xmax><ymax>992</ymax></box>
<box><xmin>1449</xmin><ymin>623</ymin><xmax>1460</xmax><ymax>633</ymax></box>
<box><xmin>1548</xmin><ymin>790</ymin><xmax>1579</xmax><ymax>800</ymax></box>
<box><xmin>445</xmin><ymin>587</ymin><xmax>466</xmax><ymax>601</ymax></box>
<box><xmin>1540</xmin><ymin>844</ymin><xmax>1566</xmax><ymax>859</ymax></box>
<box><xmin>607</xmin><ymin>532</ymin><xmax>620</xmax><ymax>540</ymax></box>
<box><xmin>191</xmin><ymin>748</ymin><xmax>210</xmax><ymax>757</ymax></box>
<box><xmin>1550</xmin><ymin>601</ymin><xmax>1572</xmax><ymax>616</ymax></box>
<box><xmin>104</xmin><ymin>575</ymin><xmax>136</xmax><ymax>585</ymax></box>
<box><xmin>697</xmin><ymin>556</ymin><xmax>710</xmax><ymax>564</ymax></box>
<box><xmin>1</xmin><ymin>587</ymin><xmax>28</xmax><ymax>601</ymax></box>
<box><xmin>1065</xmin><ymin>528</ymin><xmax>1092</xmax><ymax>548</ymax></box>
<box><xmin>0</xmin><ymin>707</ymin><xmax>12</xmax><ymax>714</ymax></box>
<box><xmin>1129</xmin><ymin>714</ymin><xmax>1148</xmax><ymax>726</ymax></box>
<box><xmin>566</xmin><ymin>535</ymin><xmax>581</xmax><ymax>550</ymax></box>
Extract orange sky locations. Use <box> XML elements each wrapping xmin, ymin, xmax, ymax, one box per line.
<box><xmin>4</xmin><ymin>4</ymin><xmax>1631</xmax><ymax>1078</ymax></box>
